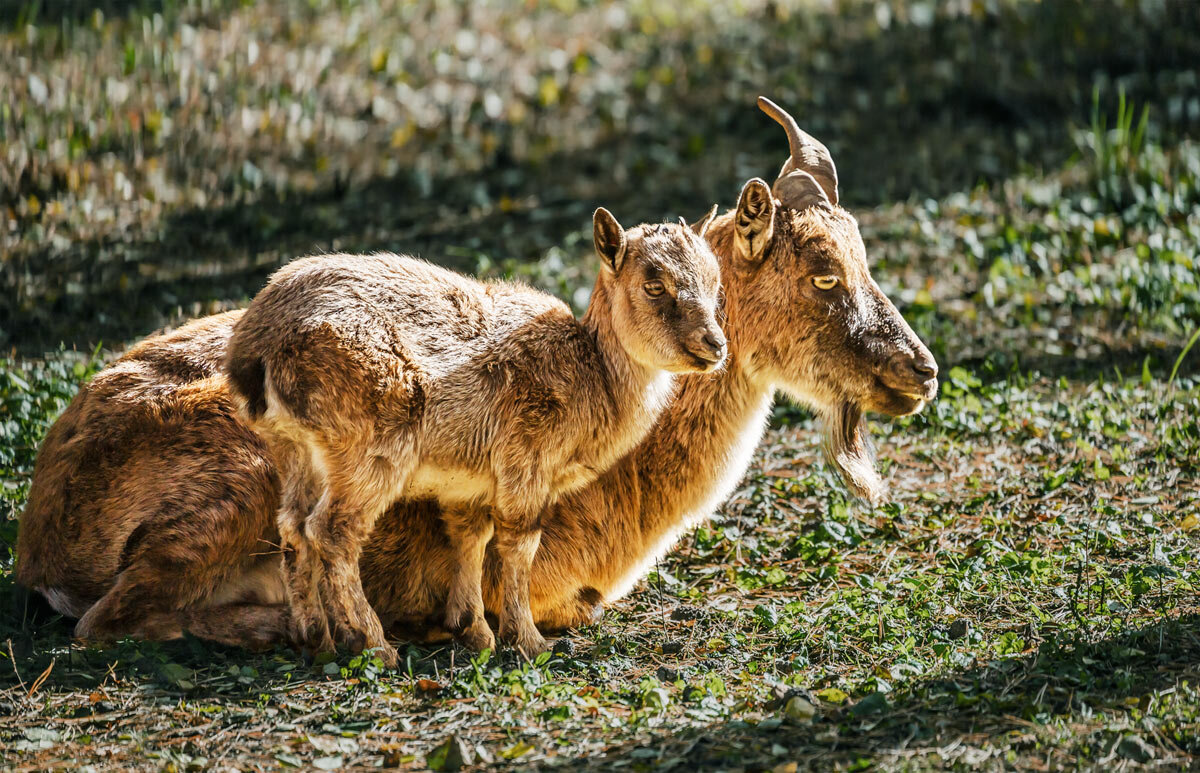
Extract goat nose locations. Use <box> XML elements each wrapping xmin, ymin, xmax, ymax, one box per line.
<box><xmin>910</xmin><ymin>354</ymin><xmax>937</xmax><ymax>380</ymax></box>
<box><xmin>688</xmin><ymin>327</ymin><xmax>726</xmax><ymax>365</ymax></box>
<box><xmin>886</xmin><ymin>352</ymin><xmax>938</xmax><ymax>392</ymax></box>
<box><xmin>702</xmin><ymin>331</ymin><xmax>726</xmax><ymax>354</ymax></box>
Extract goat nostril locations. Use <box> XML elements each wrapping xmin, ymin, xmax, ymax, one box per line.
<box><xmin>702</xmin><ymin>333</ymin><xmax>725</xmax><ymax>353</ymax></box>
<box><xmin>910</xmin><ymin>359</ymin><xmax>937</xmax><ymax>380</ymax></box>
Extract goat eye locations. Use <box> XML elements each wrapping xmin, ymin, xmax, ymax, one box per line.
<box><xmin>643</xmin><ymin>281</ymin><xmax>666</xmax><ymax>297</ymax></box>
<box><xmin>811</xmin><ymin>276</ymin><xmax>839</xmax><ymax>291</ymax></box>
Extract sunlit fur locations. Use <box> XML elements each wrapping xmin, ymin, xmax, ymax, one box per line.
<box><xmin>359</xmin><ymin>188</ymin><xmax>938</xmax><ymax>635</ymax></box>
<box><xmin>710</xmin><ymin>202</ymin><xmax>935</xmax><ymax>505</ymax></box>
<box><xmin>17</xmin><ymin>191</ymin><xmax>933</xmax><ymax>649</ymax></box>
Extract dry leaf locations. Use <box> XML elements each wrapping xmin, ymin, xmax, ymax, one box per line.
<box><xmin>415</xmin><ymin>678</ymin><xmax>444</xmax><ymax>693</ymax></box>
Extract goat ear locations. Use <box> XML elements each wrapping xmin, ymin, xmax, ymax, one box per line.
<box><xmin>733</xmin><ymin>178</ymin><xmax>776</xmax><ymax>264</ymax></box>
<box><xmin>774</xmin><ymin>169</ymin><xmax>830</xmax><ymax>211</ymax></box>
<box><xmin>593</xmin><ymin>207</ymin><xmax>627</xmax><ymax>273</ymax></box>
<box><xmin>690</xmin><ymin>204</ymin><xmax>719</xmax><ymax>238</ymax></box>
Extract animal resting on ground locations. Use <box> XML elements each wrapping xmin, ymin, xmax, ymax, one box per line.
<box><xmin>224</xmin><ymin>211</ymin><xmax>726</xmax><ymax>662</ymax></box>
<box><xmin>16</xmin><ymin>97</ymin><xmax>939</xmax><ymax>656</ymax></box>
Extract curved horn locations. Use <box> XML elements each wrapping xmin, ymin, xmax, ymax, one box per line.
<box><xmin>757</xmin><ymin>96</ymin><xmax>838</xmax><ymax>206</ymax></box>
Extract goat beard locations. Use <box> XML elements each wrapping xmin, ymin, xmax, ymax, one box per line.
<box><xmin>821</xmin><ymin>401</ymin><xmax>886</xmax><ymax>507</ymax></box>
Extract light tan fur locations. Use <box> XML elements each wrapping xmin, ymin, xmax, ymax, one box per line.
<box><xmin>17</xmin><ymin>98</ymin><xmax>938</xmax><ymax>654</ymax></box>
<box><xmin>224</xmin><ymin>212</ymin><xmax>725</xmax><ymax>660</ymax></box>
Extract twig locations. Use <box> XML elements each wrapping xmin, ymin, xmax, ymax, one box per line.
<box><xmin>1067</xmin><ymin>522</ymin><xmax>1092</xmax><ymax>642</ymax></box>
<box><xmin>654</xmin><ymin>558</ymin><xmax>669</xmax><ymax>638</ymax></box>
<box><xmin>6</xmin><ymin>639</ymin><xmax>27</xmax><ymax>697</ymax></box>
<box><xmin>27</xmin><ymin>658</ymin><xmax>55</xmax><ymax>699</ymax></box>
<box><xmin>249</xmin><ymin>537</ymin><xmax>289</xmax><ymax>557</ymax></box>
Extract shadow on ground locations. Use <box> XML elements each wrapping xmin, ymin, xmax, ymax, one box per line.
<box><xmin>954</xmin><ymin>340</ymin><xmax>1200</xmax><ymax>384</ymax></box>
<box><xmin>6</xmin><ymin>583</ymin><xmax>1197</xmax><ymax>769</ymax></box>
<box><xmin>551</xmin><ymin>614</ymin><xmax>1200</xmax><ymax>770</ymax></box>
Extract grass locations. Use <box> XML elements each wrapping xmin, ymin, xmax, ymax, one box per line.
<box><xmin>2</xmin><ymin>360</ymin><xmax>1196</xmax><ymax>770</ymax></box>
<box><xmin>2</xmin><ymin>0</ymin><xmax>1199</xmax><ymax>769</ymax></box>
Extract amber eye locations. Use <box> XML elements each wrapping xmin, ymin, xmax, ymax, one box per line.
<box><xmin>644</xmin><ymin>281</ymin><xmax>666</xmax><ymax>297</ymax></box>
<box><xmin>812</xmin><ymin>276</ymin><xmax>839</xmax><ymax>291</ymax></box>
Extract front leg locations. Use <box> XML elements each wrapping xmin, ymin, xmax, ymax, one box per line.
<box><xmin>309</xmin><ymin>496</ymin><xmax>398</xmax><ymax>667</ymax></box>
<box><xmin>493</xmin><ymin>522</ymin><xmax>549</xmax><ymax>658</ymax></box>
<box><xmin>492</xmin><ymin>460</ymin><xmax>556</xmax><ymax>657</ymax></box>
<box><xmin>441</xmin><ymin>504</ymin><xmax>497</xmax><ymax>652</ymax></box>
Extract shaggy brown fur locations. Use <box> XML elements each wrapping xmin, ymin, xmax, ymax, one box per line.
<box><xmin>16</xmin><ymin>99</ymin><xmax>937</xmax><ymax>654</ymax></box>
<box><xmin>224</xmin><ymin>212</ymin><xmax>725</xmax><ymax>661</ymax></box>
<box><xmin>15</xmin><ymin>312</ymin><xmax>289</xmax><ymax>649</ymax></box>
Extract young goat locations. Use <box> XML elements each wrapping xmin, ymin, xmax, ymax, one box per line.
<box><xmin>225</xmin><ymin>210</ymin><xmax>725</xmax><ymax>661</ymax></box>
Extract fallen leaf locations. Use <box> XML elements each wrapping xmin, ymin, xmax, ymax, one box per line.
<box><xmin>782</xmin><ymin>695</ymin><xmax>816</xmax><ymax>722</ymax></box>
<box><xmin>500</xmin><ymin>741</ymin><xmax>535</xmax><ymax>760</ymax></box>
<box><xmin>816</xmin><ymin>687</ymin><xmax>849</xmax><ymax>704</ymax></box>
<box><xmin>850</xmin><ymin>691</ymin><xmax>891</xmax><ymax>716</ymax></box>
<box><xmin>427</xmin><ymin>734</ymin><xmax>470</xmax><ymax>771</ymax></box>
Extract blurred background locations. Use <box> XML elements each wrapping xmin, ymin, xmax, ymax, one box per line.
<box><xmin>1</xmin><ymin>0</ymin><xmax>1198</xmax><ymax>367</ymax></box>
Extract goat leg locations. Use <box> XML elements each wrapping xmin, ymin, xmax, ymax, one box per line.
<box><xmin>441</xmin><ymin>504</ymin><xmax>497</xmax><ymax>652</ymax></box>
<box><xmin>494</xmin><ymin>524</ymin><xmax>549</xmax><ymax>657</ymax></box>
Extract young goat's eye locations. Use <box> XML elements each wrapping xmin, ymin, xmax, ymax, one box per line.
<box><xmin>811</xmin><ymin>276</ymin><xmax>839</xmax><ymax>291</ymax></box>
<box><xmin>643</xmin><ymin>280</ymin><xmax>667</xmax><ymax>298</ymax></box>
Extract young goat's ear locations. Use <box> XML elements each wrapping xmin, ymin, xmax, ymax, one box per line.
<box><xmin>733</xmin><ymin>178</ymin><xmax>776</xmax><ymax>264</ymax></box>
<box><xmin>690</xmin><ymin>204</ymin><xmax>719</xmax><ymax>238</ymax></box>
<box><xmin>593</xmin><ymin>207</ymin><xmax>627</xmax><ymax>273</ymax></box>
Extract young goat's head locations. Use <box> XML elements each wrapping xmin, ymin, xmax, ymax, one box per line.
<box><xmin>717</xmin><ymin>97</ymin><xmax>939</xmax><ymax>505</ymax></box>
<box><xmin>592</xmin><ymin>209</ymin><xmax>726</xmax><ymax>374</ymax></box>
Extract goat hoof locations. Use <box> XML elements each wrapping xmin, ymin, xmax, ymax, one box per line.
<box><xmin>290</xmin><ymin>618</ymin><xmax>333</xmax><ymax>657</ymax></box>
<box><xmin>366</xmin><ymin>642</ymin><xmax>399</xmax><ymax>668</ymax></box>
<box><xmin>443</xmin><ymin>605</ymin><xmax>476</xmax><ymax>637</ymax></box>
<box><xmin>332</xmin><ymin>624</ymin><xmax>367</xmax><ymax>655</ymax></box>
<box><xmin>504</xmin><ymin>627</ymin><xmax>549</xmax><ymax>659</ymax></box>
<box><xmin>458</xmin><ymin>620</ymin><xmax>496</xmax><ymax>653</ymax></box>
<box><xmin>326</xmin><ymin>614</ymin><xmax>396</xmax><ymax>667</ymax></box>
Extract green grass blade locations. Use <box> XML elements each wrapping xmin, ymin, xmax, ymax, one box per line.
<box><xmin>1168</xmin><ymin>327</ymin><xmax>1200</xmax><ymax>386</ymax></box>
<box><xmin>1132</xmin><ymin>104</ymin><xmax>1150</xmax><ymax>157</ymax></box>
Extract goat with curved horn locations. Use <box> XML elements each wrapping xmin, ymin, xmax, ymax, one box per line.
<box><xmin>17</xmin><ymin>98</ymin><xmax>941</xmax><ymax>656</ymax></box>
<box><xmin>757</xmin><ymin>95</ymin><xmax>838</xmax><ymax>208</ymax></box>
